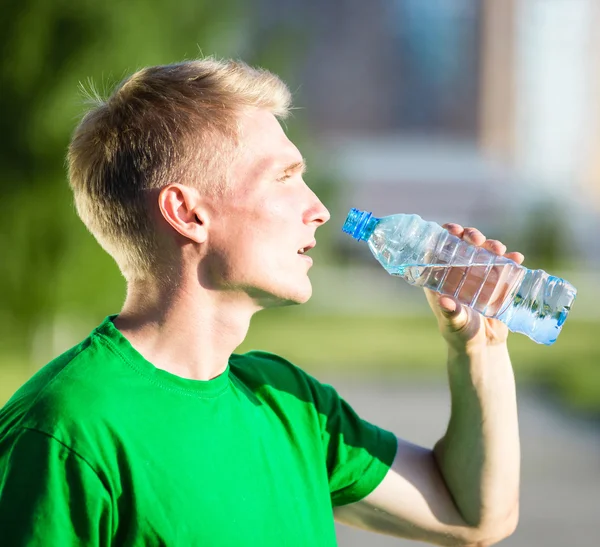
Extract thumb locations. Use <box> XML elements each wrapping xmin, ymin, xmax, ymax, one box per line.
<box><xmin>438</xmin><ymin>296</ymin><xmax>469</xmax><ymax>330</ymax></box>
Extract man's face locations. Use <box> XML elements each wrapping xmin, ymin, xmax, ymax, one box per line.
<box><xmin>204</xmin><ymin>108</ymin><xmax>330</xmax><ymax>308</ymax></box>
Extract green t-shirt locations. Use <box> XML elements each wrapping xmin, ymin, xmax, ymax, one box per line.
<box><xmin>0</xmin><ymin>316</ymin><xmax>397</xmax><ymax>546</ymax></box>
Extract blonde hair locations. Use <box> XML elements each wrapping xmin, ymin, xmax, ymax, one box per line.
<box><xmin>67</xmin><ymin>58</ymin><xmax>292</xmax><ymax>281</ymax></box>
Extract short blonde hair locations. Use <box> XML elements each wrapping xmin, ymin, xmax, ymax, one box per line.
<box><xmin>68</xmin><ymin>58</ymin><xmax>291</xmax><ymax>281</ymax></box>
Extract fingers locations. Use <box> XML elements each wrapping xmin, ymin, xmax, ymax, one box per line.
<box><xmin>482</xmin><ymin>239</ymin><xmax>506</xmax><ymax>256</ymax></box>
<box><xmin>443</xmin><ymin>224</ymin><xmax>486</xmax><ymax>246</ymax></box>
<box><xmin>443</xmin><ymin>223</ymin><xmax>464</xmax><ymax>237</ymax></box>
<box><xmin>443</xmin><ymin>222</ymin><xmax>525</xmax><ymax>263</ymax></box>
<box><xmin>462</xmin><ymin>227</ymin><xmax>486</xmax><ymax>246</ymax></box>
<box><xmin>505</xmin><ymin>251</ymin><xmax>525</xmax><ymax>265</ymax></box>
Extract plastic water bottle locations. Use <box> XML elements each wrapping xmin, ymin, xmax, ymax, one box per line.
<box><xmin>342</xmin><ymin>208</ymin><xmax>577</xmax><ymax>345</ymax></box>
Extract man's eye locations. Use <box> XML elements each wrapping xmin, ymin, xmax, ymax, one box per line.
<box><xmin>277</xmin><ymin>173</ymin><xmax>292</xmax><ymax>182</ymax></box>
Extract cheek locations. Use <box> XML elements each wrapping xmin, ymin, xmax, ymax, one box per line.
<box><xmin>216</xmin><ymin>197</ymin><xmax>297</xmax><ymax>263</ymax></box>
<box><xmin>229</xmin><ymin>228</ymin><xmax>280</xmax><ymax>271</ymax></box>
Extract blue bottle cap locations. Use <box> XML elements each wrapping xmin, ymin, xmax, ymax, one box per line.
<box><xmin>342</xmin><ymin>208</ymin><xmax>373</xmax><ymax>241</ymax></box>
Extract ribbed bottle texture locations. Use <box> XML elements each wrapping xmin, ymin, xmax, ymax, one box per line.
<box><xmin>342</xmin><ymin>208</ymin><xmax>577</xmax><ymax>345</ymax></box>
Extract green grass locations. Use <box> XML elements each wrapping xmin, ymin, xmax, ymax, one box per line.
<box><xmin>238</xmin><ymin>313</ymin><xmax>448</xmax><ymax>373</ymax></box>
<box><xmin>237</xmin><ymin>311</ymin><xmax>600</xmax><ymax>413</ymax></box>
<box><xmin>1</xmin><ymin>313</ymin><xmax>598</xmax><ymax>414</ymax></box>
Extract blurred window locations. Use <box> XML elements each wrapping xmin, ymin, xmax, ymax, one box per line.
<box><xmin>387</xmin><ymin>0</ymin><xmax>482</xmax><ymax>137</ymax></box>
<box><xmin>253</xmin><ymin>0</ymin><xmax>482</xmax><ymax>138</ymax></box>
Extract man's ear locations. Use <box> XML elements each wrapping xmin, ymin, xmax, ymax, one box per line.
<box><xmin>158</xmin><ymin>184</ymin><xmax>208</xmax><ymax>244</ymax></box>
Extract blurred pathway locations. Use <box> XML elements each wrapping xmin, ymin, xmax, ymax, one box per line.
<box><xmin>322</xmin><ymin>379</ymin><xmax>600</xmax><ymax>547</ymax></box>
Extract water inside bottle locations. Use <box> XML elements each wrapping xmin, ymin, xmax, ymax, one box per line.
<box><xmin>391</xmin><ymin>263</ymin><xmax>522</xmax><ymax>317</ymax></box>
<box><xmin>495</xmin><ymin>272</ymin><xmax>574</xmax><ymax>345</ymax></box>
<box><xmin>392</xmin><ymin>263</ymin><xmax>574</xmax><ymax>344</ymax></box>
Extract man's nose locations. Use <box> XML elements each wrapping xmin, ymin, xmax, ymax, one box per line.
<box><xmin>306</xmin><ymin>194</ymin><xmax>331</xmax><ymax>226</ymax></box>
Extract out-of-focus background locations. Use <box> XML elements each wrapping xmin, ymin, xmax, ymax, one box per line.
<box><xmin>1</xmin><ymin>0</ymin><xmax>598</xmax><ymax>545</ymax></box>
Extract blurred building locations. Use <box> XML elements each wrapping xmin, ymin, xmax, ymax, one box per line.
<box><xmin>479</xmin><ymin>0</ymin><xmax>600</xmax><ymax>262</ymax></box>
<box><xmin>255</xmin><ymin>0</ymin><xmax>600</xmax><ymax>265</ymax></box>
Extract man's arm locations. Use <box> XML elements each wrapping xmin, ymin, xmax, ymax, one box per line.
<box><xmin>0</xmin><ymin>427</ymin><xmax>112</xmax><ymax>546</ymax></box>
<box><xmin>433</xmin><ymin>343</ymin><xmax>520</xmax><ymax>533</ymax></box>
<box><xmin>335</xmin><ymin>225</ymin><xmax>521</xmax><ymax>546</ymax></box>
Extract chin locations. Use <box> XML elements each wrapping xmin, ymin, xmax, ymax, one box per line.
<box><xmin>286</xmin><ymin>278</ymin><xmax>313</xmax><ymax>305</ymax></box>
<box><xmin>275</xmin><ymin>290</ymin><xmax>312</xmax><ymax>308</ymax></box>
<box><xmin>261</xmin><ymin>282</ymin><xmax>313</xmax><ymax>309</ymax></box>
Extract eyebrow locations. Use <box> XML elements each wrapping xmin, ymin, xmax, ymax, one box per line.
<box><xmin>281</xmin><ymin>159</ymin><xmax>307</xmax><ymax>175</ymax></box>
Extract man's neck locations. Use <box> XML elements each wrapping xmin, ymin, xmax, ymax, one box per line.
<box><xmin>113</xmin><ymin>280</ymin><xmax>257</xmax><ymax>381</ymax></box>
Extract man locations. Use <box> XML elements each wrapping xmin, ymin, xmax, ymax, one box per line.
<box><xmin>0</xmin><ymin>59</ymin><xmax>520</xmax><ymax>546</ymax></box>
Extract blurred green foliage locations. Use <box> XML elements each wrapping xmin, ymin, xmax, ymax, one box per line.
<box><xmin>241</xmin><ymin>313</ymin><xmax>600</xmax><ymax>415</ymax></box>
<box><xmin>511</xmin><ymin>200</ymin><xmax>567</xmax><ymax>271</ymax></box>
<box><xmin>2</xmin><ymin>312</ymin><xmax>598</xmax><ymax>417</ymax></box>
<box><xmin>0</xmin><ymin>1</ymin><xmax>596</xmax><ymax>423</ymax></box>
<box><xmin>0</xmin><ymin>0</ymin><xmax>244</xmax><ymax>354</ymax></box>
<box><xmin>0</xmin><ymin>0</ymin><xmax>333</xmax><ymax>360</ymax></box>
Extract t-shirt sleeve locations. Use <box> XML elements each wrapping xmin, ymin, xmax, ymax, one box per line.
<box><xmin>309</xmin><ymin>378</ymin><xmax>398</xmax><ymax>507</ymax></box>
<box><xmin>0</xmin><ymin>427</ymin><xmax>112</xmax><ymax>546</ymax></box>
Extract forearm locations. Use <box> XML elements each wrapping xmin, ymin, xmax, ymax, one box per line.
<box><xmin>433</xmin><ymin>343</ymin><xmax>520</xmax><ymax>531</ymax></box>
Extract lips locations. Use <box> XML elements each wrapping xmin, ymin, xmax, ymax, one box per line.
<box><xmin>298</xmin><ymin>240</ymin><xmax>316</xmax><ymax>255</ymax></box>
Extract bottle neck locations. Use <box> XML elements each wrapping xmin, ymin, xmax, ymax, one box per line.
<box><xmin>358</xmin><ymin>215</ymin><xmax>380</xmax><ymax>241</ymax></box>
<box><xmin>342</xmin><ymin>208</ymin><xmax>382</xmax><ymax>240</ymax></box>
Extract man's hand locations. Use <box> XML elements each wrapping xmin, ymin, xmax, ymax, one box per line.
<box><xmin>424</xmin><ymin>223</ymin><xmax>525</xmax><ymax>354</ymax></box>
<box><xmin>335</xmin><ymin>223</ymin><xmax>521</xmax><ymax>546</ymax></box>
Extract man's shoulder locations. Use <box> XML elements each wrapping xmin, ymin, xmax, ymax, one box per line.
<box><xmin>229</xmin><ymin>350</ymin><xmax>331</xmax><ymax>406</ymax></box>
<box><xmin>0</xmin><ymin>328</ymin><xmax>126</xmax><ymax>440</ymax></box>
<box><xmin>230</xmin><ymin>350</ymin><xmax>307</xmax><ymax>382</ymax></box>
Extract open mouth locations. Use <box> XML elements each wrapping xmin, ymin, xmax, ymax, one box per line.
<box><xmin>298</xmin><ymin>241</ymin><xmax>316</xmax><ymax>255</ymax></box>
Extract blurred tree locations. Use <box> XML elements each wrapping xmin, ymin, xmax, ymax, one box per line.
<box><xmin>0</xmin><ymin>0</ymin><xmax>246</xmax><ymax>360</ymax></box>
<box><xmin>514</xmin><ymin>199</ymin><xmax>564</xmax><ymax>272</ymax></box>
<box><xmin>0</xmin><ymin>0</ymin><xmax>336</xmax><ymax>364</ymax></box>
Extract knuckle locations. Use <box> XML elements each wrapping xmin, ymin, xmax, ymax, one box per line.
<box><xmin>465</xmin><ymin>227</ymin><xmax>483</xmax><ymax>238</ymax></box>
